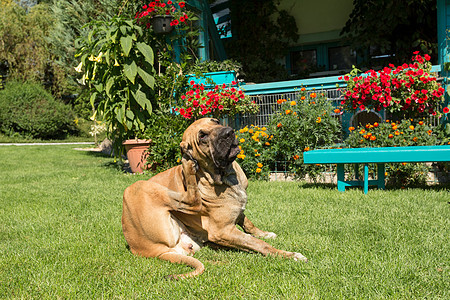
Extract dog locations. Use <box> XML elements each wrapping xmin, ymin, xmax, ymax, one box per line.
<box><xmin>122</xmin><ymin>118</ymin><xmax>307</xmax><ymax>279</ymax></box>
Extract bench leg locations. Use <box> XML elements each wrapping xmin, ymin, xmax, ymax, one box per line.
<box><xmin>377</xmin><ymin>163</ymin><xmax>386</xmax><ymax>190</ymax></box>
<box><xmin>363</xmin><ymin>163</ymin><xmax>369</xmax><ymax>194</ymax></box>
<box><xmin>337</xmin><ymin>164</ymin><xmax>346</xmax><ymax>192</ymax></box>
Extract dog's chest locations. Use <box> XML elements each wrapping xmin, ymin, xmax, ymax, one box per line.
<box><xmin>198</xmin><ymin>177</ymin><xmax>248</xmax><ymax>211</ymax></box>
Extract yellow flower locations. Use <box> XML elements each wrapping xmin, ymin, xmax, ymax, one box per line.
<box><xmin>316</xmin><ymin>117</ymin><xmax>321</xmax><ymax>123</ymax></box>
<box><xmin>255</xmin><ymin>168</ymin><xmax>262</xmax><ymax>173</ymax></box>
<box><xmin>290</xmin><ymin>101</ymin><xmax>296</xmax><ymax>106</ymax></box>
<box><xmin>239</xmin><ymin>138</ymin><xmax>245</xmax><ymax>143</ymax></box>
<box><xmin>409</xmin><ymin>125</ymin><xmax>415</xmax><ymax>130</ymax></box>
<box><xmin>237</xmin><ymin>154</ymin><xmax>246</xmax><ymax>159</ymax></box>
<box><xmin>74</xmin><ymin>61</ymin><xmax>83</xmax><ymax>73</ymax></box>
<box><xmin>257</xmin><ymin>163</ymin><xmax>263</xmax><ymax>168</ymax></box>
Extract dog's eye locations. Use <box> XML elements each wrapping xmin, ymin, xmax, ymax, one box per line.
<box><xmin>199</xmin><ymin>131</ymin><xmax>208</xmax><ymax>142</ymax></box>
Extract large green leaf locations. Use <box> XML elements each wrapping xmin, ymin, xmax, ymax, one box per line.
<box><xmin>136</xmin><ymin>42</ymin><xmax>154</xmax><ymax>64</ymax></box>
<box><xmin>105</xmin><ymin>77</ymin><xmax>114</xmax><ymax>97</ymax></box>
<box><xmin>133</xmin><ymin>89</ymin><xmax>152</xmax><ymax>114</ymax></box>
<box><xmin>137</xmin><ymin>67</ymin><xmax>155</xmax><ymax>89</ymax></box>
<box><xmin>120</xmin><ymin>36</ymin><xmax>132</xmax><ymax>56</ymax></box>
<box><xmin>123</xmin><ymin>61</ymin><xmax>137</xmax><ymax>84</ymax></box>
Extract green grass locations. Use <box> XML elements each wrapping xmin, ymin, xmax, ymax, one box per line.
<box><xmin>0</xmin><ymin>145</ymin><xmax>448</xmax><ymax>299</ymax></box>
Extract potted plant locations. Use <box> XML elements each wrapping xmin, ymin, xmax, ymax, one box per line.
<box><xmin>174</xmin><ymin>80</ymin><xmax>259</xmax><ymax>121</ymax></box>
<box><xmin>75</xmin><ymin>16</ymin><xmax>156</xmax><ymax>172</ymax></box>
<box><xmin>135</xmin><ymin>0</ymin><xmax>189</xmax><ymax>34</ymax></box>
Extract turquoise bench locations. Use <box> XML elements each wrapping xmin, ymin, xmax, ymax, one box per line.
<box><xmin>303</xmin><ymin>145</ymin><xmax>450</xmax><ymax>194</ymax></box>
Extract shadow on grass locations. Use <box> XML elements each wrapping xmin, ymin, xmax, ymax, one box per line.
<box><xmin>298</xmin><ymin>181</ymin><xmax>450</xmax><ymax>193</ymax></box>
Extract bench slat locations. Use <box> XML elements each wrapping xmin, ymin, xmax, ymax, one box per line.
<box><xmin>303</xmin><ymin>145</ymin><xmax>450</xmax><ymax>164</ymax></box>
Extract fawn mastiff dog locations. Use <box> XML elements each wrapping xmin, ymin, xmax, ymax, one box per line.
<box><xmin>122</xmin><ymin>118</ymin><xmax>307</xmax><ymax>279</ymax></box>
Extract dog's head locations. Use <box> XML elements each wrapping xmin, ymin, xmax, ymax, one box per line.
<box><xmin>180</xmin><ymin>118</ymin><xmax>240</xmax><ymax>177</ymax></box>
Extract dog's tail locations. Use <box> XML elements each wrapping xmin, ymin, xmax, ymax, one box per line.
<box><xmin>158</xmin><ymin>252</ymin><xmax>205</xmax><ymax>280</ymax></box>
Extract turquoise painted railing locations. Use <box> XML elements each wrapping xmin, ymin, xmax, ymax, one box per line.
<box><xmin>241</xmin><ymin>65</ymin><xmax>442</xmax><ymax>96</ymax></box>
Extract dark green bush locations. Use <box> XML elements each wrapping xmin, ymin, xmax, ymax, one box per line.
<box><xmin>0</xmin><ymin>81</ymin><xmax>78</xmax><ymax>139</ymax></box>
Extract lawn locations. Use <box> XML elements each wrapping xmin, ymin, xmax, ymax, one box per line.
<box><xmin>0</xmin><ymin>145</ymin><xmax>448</xmax><ymax>299</ymax></box>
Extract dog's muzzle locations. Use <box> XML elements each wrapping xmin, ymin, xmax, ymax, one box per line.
<box><xmin>212</xmin><ymin>126</ymin><xmax>240</xmax><ymax>169</ymax></box>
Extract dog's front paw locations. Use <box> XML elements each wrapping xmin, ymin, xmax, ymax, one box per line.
<box><xmin>182</xmin><ymin>156</ymin><xmax>198</xmax><ymax>174</ymax></box>
<box><xmin>292</xmin><ymin>252</ymin><xmax>308</xmax><ymax>263</ymax></box>
<box><xmin>260</xmin><ymin>231</ymin><xmax>277</xmax><ymax>239</ymax></box>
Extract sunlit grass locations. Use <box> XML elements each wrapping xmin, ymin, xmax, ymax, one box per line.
<box><xmin>0</xmin><ymin>145</ymin><xmax>448</xmax><ymax>299</ymax></box>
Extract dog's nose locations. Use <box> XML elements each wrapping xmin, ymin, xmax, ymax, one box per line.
<box><xmin>219</xmin><ymin>127</ymin><xmax>234</xmax><ymax>139</ymax></box>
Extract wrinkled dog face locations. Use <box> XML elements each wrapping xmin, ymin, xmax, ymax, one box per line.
<box><xmin>182</xmin><ymin>118</ymin><xmax>240</xmax><ymax>170</ymax></box>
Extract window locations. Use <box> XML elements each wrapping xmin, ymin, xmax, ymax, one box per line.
<box><xmin>290</xmin><ymin>49</ymin><xmax>317</xmax><ymax>75</ymax></box>
<box><xmin>328</xmin><ymin>46</ymin><xmax>356</xmax><ymax>70</ymax></box>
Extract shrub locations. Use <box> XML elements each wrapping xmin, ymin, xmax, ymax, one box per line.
<box><xmin>236</xmin><ymin>88</ymin><xmax>342</xmax><ymax>180</ymax></box>
<box><xmin>143</xmin><ymin>113</ymin><xmax>190</xmax><ymax>173</ymax></box>
<box><xmin>344</xmin><ymin>119</ymin><xmax>438</xmax><ymax>187</ymax></box>
<box><xmin>0</xmin><ymin>81</ymin><xmax>78</xmax><ymax>139</ymax></box>
<box><xmin>235</xmin><ymin>124</ymin><xmax>274</xmax><ymax>180</ymax></box>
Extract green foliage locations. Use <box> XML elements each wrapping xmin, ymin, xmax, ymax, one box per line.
<box><xmin>267</xmin><ymin>90</ymin><xmax>342</xmax><ymax>179</ymax></box>
<box><xmin>341</xmin><ymin>0</ymin><xmax>438</xmax><ymax>66</ymax></box>
<box><xmin>47</xmin><ymin>0</ymin><xmax>124</xmax><ymax>96</ymax></box>
<box><xmin>0</xmin><ymin>81</ymin><xmax>78</xmax><ymax>139</ymax></box>
<box><xmin>0</xmin><ymin>1</ymin><xmax>58</xmax><ymax>87</ymax></box>
<box><xmin>75</xmin><ymin>16</ymin><xmax>156</xmax><ymax>150</ymax></box>
<box><xmin>225</xmin><ymin>0</ymin><xmax>299</xmax><ymax>83</ymax></box>
<box><xmin>143</xmin><ymin>113</ymin><xmax>190</xmax><ymax>173</ymax></box>
<box><xmin>345</xmin><ymin>119</ymin><xmax>439</xmax><ymax>188</ymax></box>
<box><xmin>187</xmin><ymin>59</ymin><xmax>244</xmax><ymax>77</ymax></box>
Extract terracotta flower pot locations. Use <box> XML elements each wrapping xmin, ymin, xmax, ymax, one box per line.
<box><xmin>123</xmin><ymin>139</ymin><xmax>152</xmax><ymax>174</ymax></box>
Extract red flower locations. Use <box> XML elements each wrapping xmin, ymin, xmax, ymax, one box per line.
<box><xmin>444</xmin><ymin>107</ymin><xmax>450</xmax><ymax>114</ymax></box>
<box><xmin>179</xmin><ymin>1</ymin><xmax>186</xmax><ymax>7</ymax></box>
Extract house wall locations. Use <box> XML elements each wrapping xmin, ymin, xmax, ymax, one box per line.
<box><xmin>277</xmin><ymin>0</ymin><xmax>354</xmax><ymax>45</ymax></box>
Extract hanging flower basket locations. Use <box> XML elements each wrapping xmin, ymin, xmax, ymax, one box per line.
<box><xmin>151</xmin><ymin>15</ymin><xmax>174</xmax><ymax>34</ymax></box>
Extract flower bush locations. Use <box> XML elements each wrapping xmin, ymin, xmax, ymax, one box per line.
<box><xmin>339</xmin><ymin>52</ymin><xmax>445</xmax><ymax>119</ymax></box>
<box><xmin>345</xmin><ymin>119</ymin><xmax>438</xmax><ymax>187</ymax></box>
<box><xmin>135</xmin><ymin>0</ymin><xmax>189</xmax><ymax>28</ymax></box>
<box><xmin>235</xmin><ymin>88</ymin><xmax>341</xmax><ymax>180</ymax></box>
<box><xmin>175</xmin><ymin>81</ymin><xmax>258</xmax><ymax>120</ymax></box>
<box><xmin>235</xmin><ymin>125</ymin><xmax>275</xmax><ymax>180</ymax></box>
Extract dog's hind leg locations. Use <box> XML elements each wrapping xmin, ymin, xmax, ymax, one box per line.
<box><xmin>158</xmin><ymin>252</ymin><xmax>205</xmax><ymax>280</ymax></box>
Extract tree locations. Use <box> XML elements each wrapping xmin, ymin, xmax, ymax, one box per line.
<box><xmin>341</xmin><ymin>0</ymin><xmax>437</xmax><ymax>66</ymax></box>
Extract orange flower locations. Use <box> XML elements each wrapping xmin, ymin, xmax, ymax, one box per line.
<box><xmin>363</xmin><ymin>134</ymin><xmax>368</xmax><ymax>139</ymax></box>
<box><xmin>367</xmin><ymin>132</ymin><xmax>372</xmax><ymax>137</ymax></box>
<box><xmin>255</xmin><ymin>168</ymin><xmax>262</xmax><ymax>173</ymax></box>
<box><xmin>301</xmin><ymin>87</ymin><xmax>306</xmax><ymax>91</ymax></box>
<box><xmin>285</xmin><ymin>109</ymin><xmax>292</xmax><ymax>115</ymax></box>
<box><xmin>277</xmin><ymin>123</ymin><xmax>282</xmax><ymax>128</ymax></box>
<box><xmin>310</xmin><ymin>92</ymin><xmax>317</xmax><ymax>98</ymax></box>
<box><xmin>293</xmin><ymin>155</ymin><xmax>300</xmax><ymax>160</ymax></box>
<box><xmin>257</xmin><ymin>162</ymin><xmax>263</xmax><ymax>168</ymax></box>
<box><xmin>365</xmin><ymin>124</ymin><xmax>371</xmax><ymax>129</ymax></box>
<box><xmin>409</xmin><ymin>125</ymin><xmax>414</xmax><ymax>130</ymax></box>
<box><xmin>301</xmin><ymin>96</ymin><xmax>306</xmax><ymax>100</ymax></box>
<box><xmin>316</xmin><ymin>117</ymin><xmax>321</xmax><ymax>123</ymax></box>
<box><xmin>391</xmin><ymin>122</ymin><xmax>396</xmax><ymax>126</ymax></box>
<box><xmin>370</xmin><ymin>135</ymin><xmax>376</xmax><ymax>141</ymax></box>
<box><xmin>334</xmin><ymin>108</ymin><xmax>341</xmax><ymax>114</ymax></box>
<box><xmin>359</xmin><ymin>129</ymin><xmax>366</xmax><ymax>134</ymax></box>
<box><xmin>304</xmin><ymin>146</ymin><xmax>310</xmax><ymax>151</ymax></box>
<box><xmin>401</xmin><ymin>162</ymin><xmax>407</xmax><ymax>166</ymax></box>
<box><xmin>265</xmin><ymin>142</ymin><xmax>270</xmax><ymax>146</ymax></box>
<box><xmin>388</xmin><ymin>134</ymin><xmax>394</xmax><ymax>138</ymax></box>
<box><xmin>290</xmin><ymin>101</ymin><xmax>296</xmax><ymax>106</ymax></box>
<box><xmin>427</xmin><ymin>129</ymin><xmax>432</xmax><ymax>135</ymax></box>
<box><xmin>412</xmin><ymin>137</ymin><xmax>418</xmax><ymax>142</ymax></box>
<box><xmin>349</xmin><ymin>127</ymin><xmax>355</xmax><ymax>131</ymax></box>
<box><xmin>418</xmin><ymin>121</ymin><xmax>424</xmax><ymax>125</ymax></box>
<box><xmin>373</xmin><ymin>122</ymin><xmax>379</xmax><ymax>127</ymax></box>
<box><xmin>392</xmin><ymin>125</ymin><xmax>398</xmax><ymax>130</ymax></box>
<box><xmin>394</xmin><ymin>131</ymin><xmax>400</xmax><ymax>135</ymax></box>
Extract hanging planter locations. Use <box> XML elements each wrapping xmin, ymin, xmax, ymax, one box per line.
<box><xmin>123</xmin><ymin>139</ymin><xmax>152</xmax><ymax>174</ymax></box>
<box><xmin>151</xmin><ymin>15</ymin><xmax>174</xmax><ymax>34</ymax></box>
